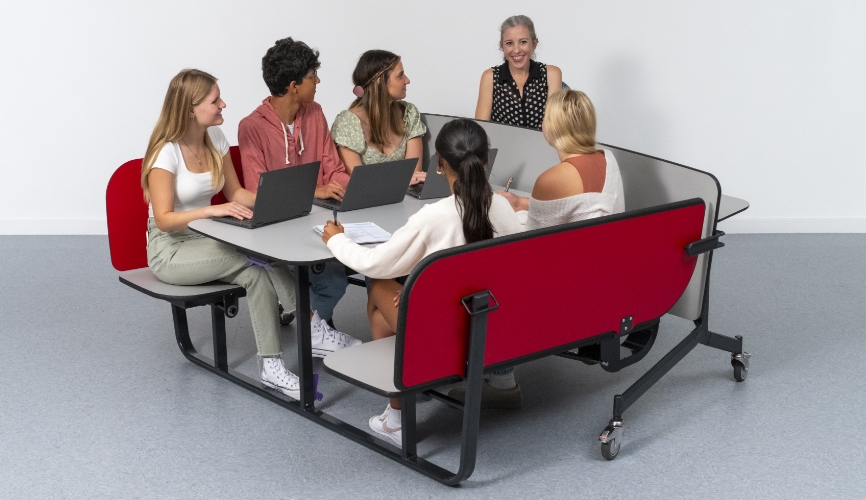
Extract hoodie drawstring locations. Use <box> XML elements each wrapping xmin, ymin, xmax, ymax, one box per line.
<box><xmin>281</xmin><ymin>122</ymin><xmax>290</xmax><ymax>164</ymax></box>
<box><xmin>280</xmin><ymin>123</ymin><xmax>305</xmax><ymax>163</ymax></box>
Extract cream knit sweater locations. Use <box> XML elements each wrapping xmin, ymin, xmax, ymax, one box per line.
<box><xmin>327</xmin><ymin>194</ymin><xmax>523</xmax><ymax>279</ymax></box>
<box><xmin>518</xmin><ymin>149</ymin><xmax>625</xmax><ymax>230</ymax></box>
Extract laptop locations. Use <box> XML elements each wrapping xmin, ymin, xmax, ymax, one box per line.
<box><xmin>407</xmin><ymin>149</ymin><xmax>498</xmax><ymax>199</ymax></box>
<box><xmin>314</xmin><ymin>158</ymin><xmax>417</xmax><ymax>212</ymax></box>
<box><xmin>211</xmin><ymin>161</ymin><xmax>319</xmax><ymax>229</ymax></box>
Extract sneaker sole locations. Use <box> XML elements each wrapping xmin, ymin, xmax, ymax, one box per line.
<box><xmin>261</xmin><ymin>379</ymin><xmax>300</xmax><ymax>399</ymax></box>
<box><xmin>368</xmin><ymin>417</ymin><xmax>402</xmax><ymax>447</ymax></box>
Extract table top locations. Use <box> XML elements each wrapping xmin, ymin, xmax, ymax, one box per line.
<box><xmin>189</xmin><ymin>186</ymin><xmax>530</xmax><ymax>265</ymax></box>
<box><xmin>718</xmin><ymin>195</ymin><xmax>750</xmax><ymax>222</ymax></box>
<box><xmin>190</xmin><ymin>187</ymin><xmax>744</xmax><ymax>265</ymax></box>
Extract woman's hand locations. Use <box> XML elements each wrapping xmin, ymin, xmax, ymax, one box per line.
<box><xmin>496</xmin><ymin>190</ymin><xmax>528</xmax><ymax>212</ymax></box>
<box><xmin>206</xmin><ymin>202</ymin><xmax>253</xmax><ymax>220</ymax></box>
<box><xmin>410</xmin><ymin>171</ymin><xmax>427</xmax><ymax>185</ymax></box>
<box><xmin>322</xmin><ymin>220</ymin><xmax>345</xmax><ymax>244</ymax></box>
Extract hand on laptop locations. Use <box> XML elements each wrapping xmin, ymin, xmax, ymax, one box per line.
<box><xmin>321</xmin><ymin>220</ymin><xmax>345</xmax><ymax>244</ymax></box>
<box><xmin>410</xmin><ymin>171</ymin><xmax>426</xmax><ymax>185</ymax></box>
<box><xmin>316</xmin><ymin>182</ymin><xmax>346</xmax><ymax>201</ymax></box>
<box><xmin>207</xmin><ymin>202</ymin><xmax>253</xmax><ymax>220</ymax></box>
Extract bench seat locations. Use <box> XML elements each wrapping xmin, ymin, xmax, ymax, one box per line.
<box><xmin>324</xmin><ymin>336</ymin><xmax>400</xmax><ymax>397</ymax></box>
<box><xmin>119</xmin><ymin>268</ymin><xmax>245</xmax><ymax>308</ymax></box>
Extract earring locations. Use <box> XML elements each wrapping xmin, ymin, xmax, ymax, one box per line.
<box><xmin>436</xmin><ymin>165</ymin><xmax>443</xmax><ymax>175</ymax></box>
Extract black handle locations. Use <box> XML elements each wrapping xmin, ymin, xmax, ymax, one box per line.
<box><xmin>685</xmin><ymin>230</ymin><xmax>725</xmax><ymax>256</ymax></box>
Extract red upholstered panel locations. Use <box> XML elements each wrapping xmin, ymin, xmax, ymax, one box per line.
<box><xmin>108</xmin><ymin>147</ymin><xmax>240</xmax><ymax>271</ymax></box>
<box><xmin>211</xmin><ymin>145</ymin><xmax>244</xmax><ymax>205</ymax></box>
<box><xmin>399</xmin><ymin>202</ymin><xmax>705</xmax><ymax>388</ymax></box>
<box><xmin>106</xmin><ymin>159</ymin><xmax>149</xmax><ymax>271</ymax></box>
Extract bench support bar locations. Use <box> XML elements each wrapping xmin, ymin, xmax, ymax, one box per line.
<box><xmin>164</xmin><ymin>275</ymin><xmax>497</xmax><ymax>486</ymax></box>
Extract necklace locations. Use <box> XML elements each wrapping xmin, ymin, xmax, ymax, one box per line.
<box><xmin>181</xmin><ymin>138</ymin><xmax>204</xmax><ymax>167</ymax></box>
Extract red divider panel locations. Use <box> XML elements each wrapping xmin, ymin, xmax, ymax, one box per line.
<box><xmin>399</xmin><ymin>202</ymin><xmax>705</xmax><ymax>389</ymax></box>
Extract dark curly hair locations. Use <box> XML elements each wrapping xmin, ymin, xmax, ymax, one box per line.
<box><xmin>262</xmin><ymin>37</ymin><xmax>321</xmax><ymax>97</ymax></box>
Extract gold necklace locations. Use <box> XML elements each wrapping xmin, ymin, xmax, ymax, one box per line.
<box><xmin>181</xmin><ymin>138</ymin><xmax>204</xmax><ymax>166</ymax></box>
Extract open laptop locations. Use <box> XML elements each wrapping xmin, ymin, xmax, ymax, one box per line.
<box><xmin>407</xmin><ymin>149</ymin><xmax>498</xmax><ymax>200</ymax></box>
<box><xmin>211</xmin><ymin>161</ymin><xmax>319</xmax><ymax>229</ymax></box>
<box><xmin>313</xmin><ymin>158</ymin><xmax>417</xmax><ymax>212</ymax></box>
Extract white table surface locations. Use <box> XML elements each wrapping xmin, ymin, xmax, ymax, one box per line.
<box><xmin>189</xmin><ymin>187</ymin><xmax>529</xmax><ymax>265</ymax></box>
<box><xmin>718</xmin><ymin>195</ymin><xmax>750</xmax><ymax>222</ymax></box>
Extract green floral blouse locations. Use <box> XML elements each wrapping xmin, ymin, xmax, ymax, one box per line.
<box><xmin>330</xmin><ymin>101</ymin><xmax>427</xmax><ymax>165</ymax></box>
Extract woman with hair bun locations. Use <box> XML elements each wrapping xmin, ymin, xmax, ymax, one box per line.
<box><xmin>331</xmin><ymin>50</ymin><xmax>427</xmax><ymax>184</ymax></box>
<box><xmin>321</xmin><ymin>119</ymin><xmax>522</xmax><ymax>446</ymax></box>
<box><xmin>475</xmin><ymin>15</ymin><xmax>562</xmax><ymax>130</ymax></box>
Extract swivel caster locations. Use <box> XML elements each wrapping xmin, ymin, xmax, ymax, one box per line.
<box><xmin>731</xmin><ymin>352</ymin><xmax>751</xmax><ymax>382</ymax></box>
<box><xmin>599</xmin><ymin>418</ymin><xmax>624</xmax><ymax>460</ymax></box>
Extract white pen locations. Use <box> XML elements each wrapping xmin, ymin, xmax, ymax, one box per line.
<box><xmin>505</xmin><ymin>176</ymin><xmax>513</xmax><ymax>192</ymax></box>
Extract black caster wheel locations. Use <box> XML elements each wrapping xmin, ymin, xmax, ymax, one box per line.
<box><xmin>601</xmin><ymin>438</ymin><xmax>620</xmax><ymax>460</ymax></box>
<box><xmin>732</xmin><ymin>360</ymin><xmax>747</xmax><ymax>382</ymax></box>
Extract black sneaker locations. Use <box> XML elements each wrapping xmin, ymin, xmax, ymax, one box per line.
<box><xmin>278</xmin><ymin>304</ymin><xmax>295</xmax><ymax>325</ymax></box>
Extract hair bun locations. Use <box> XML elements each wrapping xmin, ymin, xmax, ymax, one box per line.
<box><xmin>352</xmin><ymin>85</ymin><xmax>365</xmax><ymax>98</ymax></box>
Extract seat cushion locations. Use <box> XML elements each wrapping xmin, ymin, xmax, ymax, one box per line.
<box><xmin>323</xmin><ymin>336</ymin><xmax>401</xmax><ymax>397</ymax></box>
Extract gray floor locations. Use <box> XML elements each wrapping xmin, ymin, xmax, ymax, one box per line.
<box><xmin>1</xmin><ymin>234</ymin><xmax>865</xmax><ymax>499</ymax></box>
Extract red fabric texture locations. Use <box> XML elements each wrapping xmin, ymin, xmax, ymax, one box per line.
<box><xmin>106</xmin><ymin>159</ymin><xmax>149</xmax><ymax>271</ymax></box>
<box><xmin>210</xmin><ymin>146</ymin><xmax>245</xmax><ymax>206</ymax></box>
<box><xmin>398</xmin><ymin>203</ymin><xmax>705</xmax><ymax>388</ymax></box>
<box><xmin>237</xmin><ymin>98</ymin><xmax>350</xmax><ymax>193</ymax></box>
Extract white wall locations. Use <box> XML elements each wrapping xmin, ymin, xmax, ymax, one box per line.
<box><xmin>1</xmin><ymin>0</ymin><xmax>864</xmax><ymax>234</ymax></box>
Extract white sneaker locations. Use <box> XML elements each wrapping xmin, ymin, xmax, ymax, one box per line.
<box><xmin>260</xmin><ymin>357</ymin><xmax>300</xmax><ymax>399</ymax></box>
<box><xmin>310</xmin><ymin>312</ymin><xmax>362</xmax><ymax>358</ymax></box>
<box><xmin>369</xmin><ymin>405</ymin><xmax>402</xmax><ymax>446</ymax></box>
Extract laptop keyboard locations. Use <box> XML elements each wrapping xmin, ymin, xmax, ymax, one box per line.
<box><xmin>211</xmin><ymin>216</ymin><xmax>255</xmax><ymax>228</ymax></box>
<box><xmin>406</xmin><ymin>183</ymin><xmax>423</xmax><ymax>197</ymax></box>
<box><xmin>314</xmin><ymin>199</ymin><xmax>341</xmax><ymax>211</ymax></box>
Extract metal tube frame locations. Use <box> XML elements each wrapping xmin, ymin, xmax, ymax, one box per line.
<box><xmin>165</xmin><ymin>265</ymin><xmax>495</xmax><ymax>486</ymax></box>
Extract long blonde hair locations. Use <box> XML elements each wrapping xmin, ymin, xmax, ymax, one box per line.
<box><xmin>350</xmin><ymin>50</ymin><xmax>405</xmax><ymax>147</ymax></box>
<box><xmin>141</xmin><ymin>69</ymin><xmax>223</xmax><ymax>202</ymax></box>
<box><xmin>543</xmin><ymin>89</ymin><xmax>597</xmax><ymax>155</ymax></box>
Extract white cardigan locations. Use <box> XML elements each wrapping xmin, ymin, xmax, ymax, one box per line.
<box><xmin>327</xmin><ymin>194</ymin><xmax>523</xmax><ymax>279</ymax></box>
<box><xmin>518</xmin><ymin>149</ymin><xmax>625</xmax><ymax>230</ymax></box>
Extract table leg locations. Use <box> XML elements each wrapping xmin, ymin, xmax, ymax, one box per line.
<box><xmin>295</xmin><ymin>265</ymin><xmax>315</xmax><ymax>409</ymax></box>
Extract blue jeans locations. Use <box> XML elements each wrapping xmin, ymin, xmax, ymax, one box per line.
<box><xmin>309</xmin><ymin>261</ymin><xmax>348</xmax><ymax>320</ymax></box>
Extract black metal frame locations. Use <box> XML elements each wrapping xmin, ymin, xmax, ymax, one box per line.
<box><xmin>126</xmin><ymin>267</ymin><xmax>502</xmax><ymax>486</ymax></box>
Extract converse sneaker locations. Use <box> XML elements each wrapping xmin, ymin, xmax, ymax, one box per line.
<box><xmin>310</xmin><ymin>312</ymin><xmax>362</xmax><ymax>358</ymax></box>
<box><xmin>369</xmin><ymin>404</ymin><xmax>402</xmax><ymax>446</ymax></box>
<box><xmin>260</xmin><ymin>357</ymin><xmax>300</xmax><ymax>399</ymax></box>
<box><xmin>447</xmin><ymin>379</ymin><xmax>522</xmax><ymax>410</ymax></box>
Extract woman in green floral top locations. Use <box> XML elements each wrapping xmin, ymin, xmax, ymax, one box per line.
<box><xmin>331</xmin><ymin>50</ymin><xmax>427</xmax><ymax>185</ymax></box>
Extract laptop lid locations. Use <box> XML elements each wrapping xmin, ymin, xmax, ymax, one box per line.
<box><xmin>251</xmin><ymin>161</ymin><xmax>319</xmax><ymax>225</ymax></box>
<box><xmin>315</xmin><ymin>158</ymin><xmax>417</xmax><ymax>212</ymax></box>
<box><xmin>410</xmin><ymin>149</ymin><xmax>499</xmax><ymax>200</ymax></box>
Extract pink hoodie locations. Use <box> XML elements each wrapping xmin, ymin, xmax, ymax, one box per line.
<box><xmin>238</xmin><ymin>98</ymin><xmax>350</xmax><ymax>193</ymax></box>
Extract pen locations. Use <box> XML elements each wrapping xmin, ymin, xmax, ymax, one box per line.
<box><xmin>505</xmin><ymin>176</ymin><xmax>513</xmax><ymax>192</ymax></box>
<box><xmin>332</xmin><ymin>209</ymin><xmax>338</xmax><ymax>225</ymax></box>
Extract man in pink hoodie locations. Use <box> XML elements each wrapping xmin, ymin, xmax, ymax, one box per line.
<box><xmin>239</xmin><ymin>37</ymin><xmax>353</xmax><ymax>342</ymax></box>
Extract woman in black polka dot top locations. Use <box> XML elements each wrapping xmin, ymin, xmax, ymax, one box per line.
<box><xmin>475</xmin><ymin>15</ymin><xmax>562</xmax><ymax>130</ymax></box>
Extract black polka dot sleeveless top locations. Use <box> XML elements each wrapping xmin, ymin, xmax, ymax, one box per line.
<box><xmin>491</xmin><ymin>60</ymin><xmax>548</xmax><ymax>130</ymax></box>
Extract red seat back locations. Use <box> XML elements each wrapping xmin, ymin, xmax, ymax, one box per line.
<box><xmin>395</xmin><ymin>200</ymin><xmax>706</xmax><ymax>390</ymax></box>
<box><xmin>210</xmin><ymin>146</ymin><xmax>244</xmax><ymax>205</ymax></box>
<box><xmin>106</xmin><ymin>159</ymin><xmax>149</xmax><ymax>271</ymax></box>
<box><xmin>107</xmin><ymin>146</ymin><xmax>242</xmax><ymax>272</ymax></box>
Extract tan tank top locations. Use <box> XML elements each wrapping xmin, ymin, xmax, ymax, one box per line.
<box><xmin>563</xmin><ymin>151</ymin><xmax>606</xmax><ymax>193</ymax></box>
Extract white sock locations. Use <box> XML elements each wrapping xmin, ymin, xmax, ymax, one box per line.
<box><xmin>386</xmin><ymin>406</ymin><xmax>402</xmax><ymax>428</ymax></box>
<box><xmin>488</xmin><ymin>372</ymin><xmax>517</xmax><ymax>390</ymax></box>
